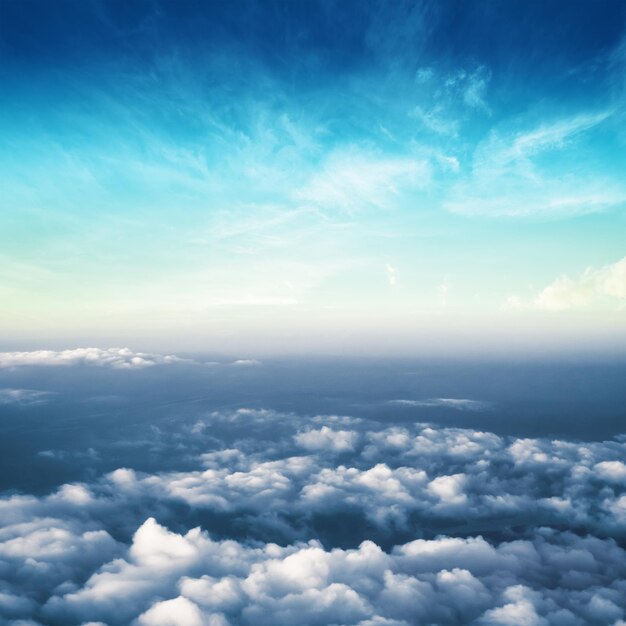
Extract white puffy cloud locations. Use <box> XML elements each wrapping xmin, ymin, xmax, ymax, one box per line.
<box><xmin>29</xmin><ymin>419</ymin><xmax>619</xmax><ymax>542</ymax></box>
<box><xmin>136</xmin><ymin>596</ymin><xmax>211</xmax><ymax>626</ymax></box>
<box><xmin>480</xmin><ymin>588</ymin><xmax>547</xmax><ymax>626</ymax></box>
<box><xmin>2</xmin><ymin>413</ymin><xmax>626</xmax><ymax>625</ymax></box>
<box><xmin>295</xmin><ymin>426</ymin><xmax>359</xmax><ymax>452</ymax></box>
<box><xmin>504</xmin><ymin>256</ymin><xmax>626</xmax><ymax>311</ymax></box>
<box><xmin>594</xmin><ymin>461</ymin><xmax>626</xmax><ymax>484</ymax></box>
<box><xmin>20</xmin><ymin>519</ymin><xmax>626</xmax><ymax>626</ymax></box>
<box><xmin>427</xmin><ymin>473</ymin><xmax>468</xmax><ymax>505</ymax></box>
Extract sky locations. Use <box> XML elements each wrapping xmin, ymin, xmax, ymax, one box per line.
<box><xmin>1</xmin><ymin>0</ymin><xmax>626</xmax><ymax>355</ymax></box>
<box><xmin>1</xmin><ymin>5</ymin><xmax>626</xmax><ymax>620</ymax></box>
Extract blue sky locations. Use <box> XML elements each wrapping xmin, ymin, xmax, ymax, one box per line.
<box><xmin>1</xmin><ymin>0</ymin><xmax>625</xmax><ymax>355</ymax></box>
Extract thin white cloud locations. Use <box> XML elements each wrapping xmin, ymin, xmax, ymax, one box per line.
<box><xmin>296</xmin><ymin>150</ymin><xmax>431</xmax><ymax>213</ymax></box>
<box><xmin>386</xmin><ymin>264</ymin><xmax>398</xmax><ymax>286</ymax></box>
<box><xmin>0</xmin><ymin>348</ymin><xmax>190</xmax><ymax>369</ymax></box>
<box><xmin>462</xmin><ymin>67</ymin><xmax>491</xmax><ymax>114</ymax></box>
<box><xmin>434</xmin><ymin>153</ymin><xmax>460</xmax><ymax>173</ymax></box>
<box><xmin>445</xmin><ymin>110</ymin><xmax>626</xmax><ymax>217</ymax></box>
<box><xmin>0</xmin><ymin>388</ymin><xmax>55</xmax><ymax>405</ymax></box>
<box><xmin>389</xmin><ymin>398</ymin><xmax>491</xmax><ymax>411</ymax></box>
<box><xmin>295</xmin><ymin>426</ymin><xmax>359</xmax><ymax>453</ymax></box>
<box><xmin>510</xmin><ymin>112</ymin><xmax>610</xmax><ymax>157</ymax></box>
<box><xmin>412</xmin><ymin>105</ymin><xmax>459</xmax><ymax>136</ymax></box>
<box><xmin>229</xmin><ymin>359</ymin><xmax>262</xmax><ymax>367</ymax></box>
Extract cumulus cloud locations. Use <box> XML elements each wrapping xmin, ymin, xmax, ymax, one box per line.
<box><xmin>5</xmin><ymin>517</ymin><xmax>624</xmax><ymax>626</ymax></box>
<box><xmin>427</xmin><ymin>473</ymin><xmax>468</xmax><ymax>505</ymax></box>
<box><xmin>504</xmin><ymin>256</ymin><xmax>626</xmax><ymax>311</ymax></box>
<box><xmin>2</xmin><ymin>410</ymin><xmax>626</xmax><ymax>625</ymax></box>
<box><xmin>0</xmin><ymin>348</ymin><xmax>189</xmax><ymax>370</ymax></box>
<box><xmin>136</xmin><ymin>596</ymin><xmax>209</xmax><ymax>626</ymax></box>
<box><xmin>295</xmin><ymin>426</ymin><xmax>359</xmax><ymax>453</ymax></box>
<box><xmin>594</xmin><ymin>461</ymin><xmax>626</xmax><ymax>484</ymax></box>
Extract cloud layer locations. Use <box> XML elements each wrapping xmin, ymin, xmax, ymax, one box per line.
<box><xmin>0</xmin><ymin>348</ymin><xmax>187</xmax><ymax>370</ymax></box>
<box><xmin>1</xmin><ymin>406</ymin><xmax>626</xmax><ymax>625</ymax></box>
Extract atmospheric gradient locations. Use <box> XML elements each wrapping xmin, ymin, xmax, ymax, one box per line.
<box><xmin>1</xmin><ymin>2</ymin><xmax>626</xmax><ymax>626</ymax></box>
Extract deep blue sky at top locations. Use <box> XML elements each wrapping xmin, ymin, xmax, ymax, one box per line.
<box><xmin>3</xmin><ymin>1</ymin><xmax>623</xmax><ymax>98</ymax></box>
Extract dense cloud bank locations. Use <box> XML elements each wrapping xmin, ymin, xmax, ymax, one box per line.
<box><xmin>5</xmin><ymin>518</ymin><xmax>624</xmax><ymax>626</ymax></box>
<box><xmin>0</xmin><ymin>349</ymin><xmax>262</xmax><ymax>374</ymax></box>
<box><xmin>1</xmin><ymin>409</ymin><xmax>626</xmax><ymax>625</ymax></box>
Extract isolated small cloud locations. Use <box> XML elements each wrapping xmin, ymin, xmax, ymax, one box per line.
<box><xmin>389</xmin><ymin>398</ymin><xmax>491</xmax><ymax>411</ymax></box>
<box><xmin>38</xmin><ymin>448</ymin><xmax>100</xmax><ymax>462</ymax></box>
<box><xmin>386</xmin><ymin>264</ymin><xmax>398</xmax><ymax>286</ymax></box>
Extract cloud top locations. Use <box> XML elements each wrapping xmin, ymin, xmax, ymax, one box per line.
<box><xmin>2</xmin><ymin>406</ymin><xmax>626</xmax><ymax>624</ymax></box>
<box><xmin>505</xmin><ymin>256</ymin><xmax>626</xmax><ymax>311</ymax></box>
